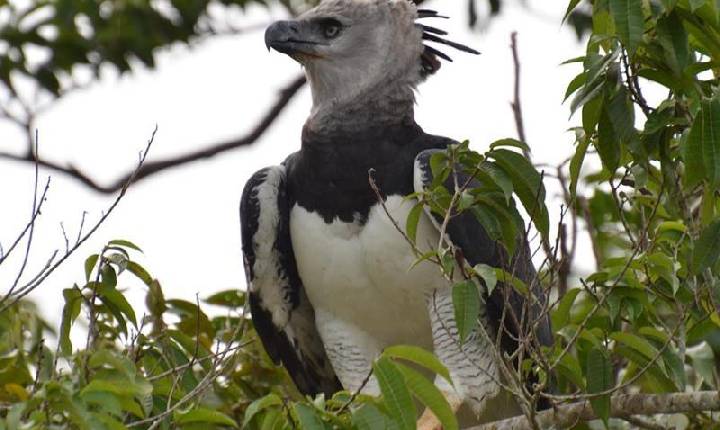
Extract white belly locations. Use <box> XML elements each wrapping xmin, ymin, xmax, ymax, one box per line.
<box><xmin>289</xmin><ymin>196</ymin><xmax>445</xmax><ymax>354</ymax></box>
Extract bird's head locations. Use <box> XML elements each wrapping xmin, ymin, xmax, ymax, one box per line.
<box><xmin>265</xmin><ymin>0</ymin><xmax>478</xmax><ymax>115</ymax></box>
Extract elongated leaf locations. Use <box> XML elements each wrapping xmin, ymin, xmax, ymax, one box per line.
<box><xmin>551</xmin><ymin>288</ymin><xmax>581</xmax><ymax>329</ymax></box>
<box><xmin>657</xmin><ymin>12</ymin><xmax>690</xmax><ymax>74</ymax></box>
<box><xmin>596</xmin><ymin>108</ymin><xmax>621</xmax><ymax>172</ymax></box>
<box><xmin>569</xmin><ymin>137</ymin><xmax>590</xmax><ymax>200</ymax></box>
<box><xmin>452</xmin><ymin>281</ymin><xmax>480</xmax><ymax>343</ymax></box>
<box><xmin>585</xmin><ymin>347</ymin><xmax>612</xmax><ymax>427</ymax></box>
<box><xmin>406</xmin><ymin>202</ymin><xmax>424</xmax><ymax>243</ymax></box>
<box><xmin>488</xmin><ymin>149</ymin><xmax>549</xmax><ymax>239</ymax></box>
<box><xmin>474</xmin><ymin>264</ymin><xmax>498</xmax><ymax>295</ymax></box>
<box><xmin>108</xmin><ymin>239</ymin><xmax>143</xmax><ymax>252</ymax></box>
<box><xmin>175</xmin><ymin>408</ymin><xmax>238</xmax><ymax>427</ymax></box>
<box><xmin>609</xmin><ymin>0</ymin><xmax>644</xmax><ymax>54</ymax></box>
<box><xmin>563</xmin><ymin>0</ymin><xmax>583</xmax><ymax>23</ymax></box>
<box><xmin>373</xmin><ymin>357</ymin><xmax>416</xmax><ymax>430</ymax></box>
<box><xmin>243</xmin><ymin>393</ymin><xmax>282</xmax><ymax>427</ymax></box>
<box><xmin>294</xmin><ymin>404</ymin><xmax>324</xmax><ymax>430</ymax></box>
<box><xmin>610</xmin><ymin>332</ymin><xmax>659</xmax><ymax>360</ymax></box>
<box><xmin>85</xmin><ymin>254</ymin><xmax>99</xmax><ymax>281</ymax></box>
<box><xmin>480</xmin><ymin>161</ymin><xmax>514</xmax><ymax>204</ymax></box>
<box><xmin>383</xmin><ymin>345</ymin><xmax>452</xmax><ymax>385</ymax></box>
<box><xmin>353</xmin><ymin>404</ymin><xmax>397</xmax><ymax>430</ymax></box>
<box><xmin>60</xmin><ymin>288</ymin><xmax>82</xmax><ymax>356</ymax></box>
<box><xmin>126</xmin><ymin>261</ymin><xmax>153</xmax><ymax>286</ymax></box>
<box><xmin>564</xmin><ymin>71</ymin><xmax>587</xmax><ymax>102</ymax></box>
<box><xmin>97</xmin><ymin>283</ymin><xmax>137</xmax><ymax>328</ymax></box>
<box><xmin>489</xmin><ymin>138</ymin><xmax>530</xmax><ymax>153</ymax></box>
<box><xmin>395</xmin><ymin>363</ymin><xmax>459</xmax><ymax>430</ymax></box>
<box><xmin>101</xmin><ymin>264</ymin><xmax>117</xmax><ymax>288</ymax></box>
<box><xmin>691</xmin><ymin>219</ymin><xmax>720</xmax><ymax>274</ymax></box>
<box><xmin>686</xmin><ymin>97</ymin><xmax>720</xmax><ymax>189</ymax></box>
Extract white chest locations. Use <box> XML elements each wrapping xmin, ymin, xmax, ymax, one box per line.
<box><xmin>289</xmin><ymin>196</ymin><xmax>446</xmax><ymax>349</ymax></box>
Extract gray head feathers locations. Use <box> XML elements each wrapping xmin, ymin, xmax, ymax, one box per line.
<box><xmin>264</xmin><ymin>0</ymin><xmax>478</xmax><ymax>131</ymax></box>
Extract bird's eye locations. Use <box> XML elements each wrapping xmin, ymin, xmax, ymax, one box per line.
<box><xmin>324</xmin><ymin>25</ymin><xmax>340</xmax><ymax>38</ymax></box>
<box><xmin>320</xmin><ymin>19</ymin><xmax>342</xmax><ymax>39</ymax></box>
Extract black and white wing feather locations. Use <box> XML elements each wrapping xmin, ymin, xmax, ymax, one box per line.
<box><xmin>413</xmin><ymin>149</ymin><xmax>553</xmax><ymax>358</ymax></box>
<box><xmin>240</xmin><ymin>166</ymin><xmax>342</xmax><ymax>397</ymax></box>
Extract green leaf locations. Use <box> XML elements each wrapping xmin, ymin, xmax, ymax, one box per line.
<box><xmin>555</xmin><ymin>353</ymin><xmax>586</xmax><ymax>389</ymax></box>
<box><xmin>353</xmin><ymin>403</ymin><xmax>397</xmax><ymax>430</ymax></box>
<box><xmin>108</xmin><ymin>239</ymin><xmax>143</xmax><ymax>252</ymax></box>
<box><xmin>480</xmin><ymin>162</ymin><xmax>514</xmax><ymax>204</ymax></box>
<box><xmin>563</xmin><ymin>0</ymin><xmax>583</xmax><ymax>23</ymax></box>
<box><xmin>175</xmin><ymin>408</ymin><xmax>238</xmax><ymax>427</ymax></box>
<box><xmin>452</xmin><ymin>281</ymin><xmax>480</xmax><ymax>343</ymax></box>
<box><xmin>551</xmin><ymin>288</ymin><xmax>581</xmax><ymax>329</ymax></box>
<box><xmin>60</xmin><ymin>288</ymin><xmax>82</xmax><ymax>356</ymax></box>
<box><xmin>657</xmin><ymin>11</ymin><xmax>690</xmax><ymax>75</ymax></box>
<box><xmin>406</xmin><ymin>203</ymin><xmax>424</xmax><ymax>243</ymax></box>
<box><xmin>609</xmin><ymin>0</ymin><xmax>644</xmax><ymax>54</ymax></box>
<box><xmin>85</xmin><ymin>254</ymin><xmax>99</xmax><ymax>281</ymax></box>
<box><xmin>101</xmin><ymin>264</ymin><xmax>117</xmax><ymax>288</ymax></box>
<box><xmin>564</xmin><ymin>71</ymin><xmax>587</xmax><ymax>102</ymax></box>
<box><xmin>488</xmin><ymin>149</ymin><xmax>549</xmax><ymax>239</ymax></box>
<box><xmin>685</xmin><ymin>97</ymin><xmax>720</xmax><ymax>189</ymax></box>
<box><xmin>691</xmin><ymin>219</ymin><xmax>720</xmax><ymax>274</ymax></box>
<box><xmin>383</xmin><ymin>345</ymin><xmax>452</xmax><ymax>385</ymax></box>
<box><xmin>569</xmin><ymin>137</ymin><xmax>590</xmax><ymax>200</ymax></box>
<box><xmin>474</xmin><ymin>264</ymin><xmax>498</xmax><ymax>295</ymax></box>
<box><xmin>489</xmin><ymin>138</ymin><xmax>530</xmax><ymax>153</ymax></box>
<box><xmin>293</xmin><ymin>404</ymin><xmax>324</xmax><ymax>430</ymax></box>
<box><xmin>373</xmin><ymin>357</ymin><xmax>416</xmax><ymax>430</ymax></box>
<box><xmin>585</xmin><ymin>347</ymin><xmax>612</xmax><ymax>427</ymax></box>
<box><xmin>495</xmin><ymin>269</ymin><xmax>529</xmax><ymax>295</ymax></box>
<box><xmin>126</xmin><ymin>261</ymin><xmax>153</xmax><ymax>286</ymax></box>
<box><xmin>610</xmin><ymin>332</ymin><xmax>659</xmax><ymax>360</ymax></box>
<box><xmin>97</xmin><ymin>283</ymin><xmax>137</xmax><ymax>328</ymax></box>
<box><xmin>596</xmin><ymin>108</ymin><xmax>621</xmax><ymax>172</ymax></box>
<box><xmin>242</xmin><ymin>393</ymin><xmax>282</xmax><ymax>427</ymax></box>
<box><xmin>395</xmin><ymin>363</ymin><xmax>458</xmax><ymax>430</ymax></box>
<box><xmin>582</xmin><ymin>93</ymin><xmax>603</xmax><ymax>135</ymax></box>
<box><xmin>205</xmin><ymin>289</ymin><xmax>245</xmax><ymax>307</ymax></box>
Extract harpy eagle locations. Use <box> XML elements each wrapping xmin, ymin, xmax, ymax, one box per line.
<box><xmin>240</xmin><ymin>0</ymin><xmax>552</xmax><ymax>424</ymax></box>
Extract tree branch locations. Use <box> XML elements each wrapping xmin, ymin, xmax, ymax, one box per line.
<box><xmin>0</xmin><ymin>75</ymin><xmax>306</xmax><ymax>193</ymax></box>
<box><xmin>471</xmin><ymin>391</ymin><xmax>720</xmax><ymax>430</ymax></box>
<box><xmin>510</xmin><ymin>32</ymin><xmax>530</xmax><ymax>160</ymax></box>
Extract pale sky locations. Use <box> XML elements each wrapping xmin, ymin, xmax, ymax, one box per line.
<box><xmin>0</xmin><ymin>0</ymin><xmax>584</xmax><ymax>325</ymax></box>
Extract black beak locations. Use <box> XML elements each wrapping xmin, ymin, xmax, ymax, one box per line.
<box><xmin>264</xmin><ymin>20</ymin><xmax>320</xmax><ymax>56</ymax></box>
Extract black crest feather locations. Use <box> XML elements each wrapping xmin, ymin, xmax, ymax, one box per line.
<box><xmin>415</xmin><ymin>8</ymin><xmax>480</xmax><ymax>78</ymax></box>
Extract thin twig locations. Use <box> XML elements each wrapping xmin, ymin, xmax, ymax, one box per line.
<box><xmin>0</xmin><ymin>127</ymin><xmax>158</xmax><ymax>313</ymax></box>
<box><xmin>510</xmin><ymin>32</ymin><xmax>531</xmax><ymax>161</ymax></box>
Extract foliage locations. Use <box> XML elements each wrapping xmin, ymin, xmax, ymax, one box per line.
<box><xmin>0</xmin><ymin>0</ymin><xmax>268</xmax><ymax>98</ymax></box>
<box><xmin>0</xmin><ymin>241</ymin><xmax>462</xmax><ymax>429</ymax></box>
<box><xmin>556</xmin><ymin>0</ymin><xmax>720</xmax><ymax>426</ymax></box>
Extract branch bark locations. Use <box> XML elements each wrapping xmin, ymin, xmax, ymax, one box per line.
<box><xmin>0</xmin><ymin>75</ymin><xmax>306</xmax><ymax>193</ymax></box>
<box><xmin>471</xmin><ymin>391</ymin><xmax>720</xmax><ymax>430</ymax></box>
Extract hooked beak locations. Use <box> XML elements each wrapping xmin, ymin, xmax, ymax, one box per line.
<box><xmin>264</xmin><ymin>20</ymin><xmax>323</xmax><ymax>59</ymax></box>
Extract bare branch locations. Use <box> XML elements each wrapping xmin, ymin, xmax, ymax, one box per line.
<box><xmin>471</xmin><ymin>391</ymin><xmax>720</xmax><ymax>430</ymax></box>
<box><xmin>0</xmin><ymin>127</ymin><xmax>157</xmax><ymax>312</ymax></box>
<box><xmin>0</xmin><ymin>75</ymin><xmax>307</xmax><ymax>193</ymax></box>
<box><xmin>510</xmin><ymin>32</ymin><xmax>530</xmax><ymax>161</ymax></box>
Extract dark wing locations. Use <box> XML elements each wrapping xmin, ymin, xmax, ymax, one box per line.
<box><xmin>240</xmin><ymin>166</ymin><xmax>342</xmax><ymax>397</ymax></box>
<box><xmin>413</xmin><ymin>148</ymin><xmax>553</xmax><ymax>356</ymax></box>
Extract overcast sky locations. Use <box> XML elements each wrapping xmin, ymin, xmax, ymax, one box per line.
<box><xmin>0</xmin><ymin>0</ymin><xmax>584</xmax><ymax>325</ymax></box>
